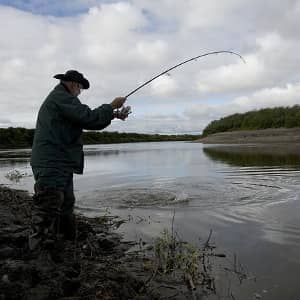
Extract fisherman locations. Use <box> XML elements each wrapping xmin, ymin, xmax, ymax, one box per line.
<box><xmin>29</xmin><ymin>70</ymin><xmax>131</xmax><ymax>250</ymax></box>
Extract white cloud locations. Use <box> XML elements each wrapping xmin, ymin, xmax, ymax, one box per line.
<box><xmin>233</xmin><ymin>83</ymin><xmax>300</xmax><ymax>111</ymax></box>
<box><xmin>195</xmin><ymin>54</ymin><xmax>265</xmax><ymax>94</ymax></box>
<box><xmin>0</xmin><ymin>0</ymin><xmax>300</xmax><ymax>133</ymax></box>
<box><xmin>150</xmin><ymin>75</ymin><xmax>179</xmax><ymax>96</ymax></box>
<box><xmin>184</xmin><ymin>82</ymin><xmax>300</xmax><ymax>132</ymax></box>
<box><xmin>131</xmin><ymin>0</ymin><xmax>240</xmax><ymax>30</ymax></box>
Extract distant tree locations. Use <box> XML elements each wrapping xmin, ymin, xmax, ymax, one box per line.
<box><xmin>202</xmin><ymin>105</ymin><xmax>300</xmax><ymax>136</ymax></box>
<box><xmin>0</xmin><ymin>127</ymin><xmax>200</xmax><ymax>148</ymax></box>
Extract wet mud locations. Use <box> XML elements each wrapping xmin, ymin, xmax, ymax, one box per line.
<box><xmin>0</xmin><ymin>185</ymin><xmax>235</xmax><ymax>300</ymax></box>
<box><xmin>0</xmin><ymin>186</ymin><xmax>161</xmax><ymax>300</ymax></box>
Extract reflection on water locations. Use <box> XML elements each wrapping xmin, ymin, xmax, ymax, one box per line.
<box><xmin>202</xmin><ymin>145</ymin><xmax>300</xmax><ymax>247</ymax></box>
<box><xmin>203</xmin><ymin>144</ymin><xmax>300</xmax><ymax>167</ymax></box>
<box><xmin>1</xmin><ymin>142</ymin><xmax>300</xmax><ymax>299</ymax></box>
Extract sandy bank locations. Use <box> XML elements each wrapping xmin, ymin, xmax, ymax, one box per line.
<box><xmin>196</xmin><ymin>127</ymin><xmax>300</xmax><ymax>144</ymax></box>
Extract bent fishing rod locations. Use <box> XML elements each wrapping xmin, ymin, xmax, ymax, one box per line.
<box><xmin>125</xmin><ymin>50</ymin><xmax>245</xmax><ymax>98</ymax></box>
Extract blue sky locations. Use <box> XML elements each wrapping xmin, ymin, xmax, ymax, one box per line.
<box><xmin>0</xmin><ymin>0</ymin><xmax>104</xmax><ymax>16</ymax></box>
<box><xmin>0</xmin><ymin>0</ymin><xmax>300</xmax><ymax>134</ymax></box>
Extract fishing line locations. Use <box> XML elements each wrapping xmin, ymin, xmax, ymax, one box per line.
<box><xmin>125</xmin><ymin>50</ymin><xmax>245</xmax><ymax>98</ymax></box>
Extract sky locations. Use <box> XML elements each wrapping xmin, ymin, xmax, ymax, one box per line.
<box><xmin>1</xmin><ymin>0</ymin><xmax>300</xmax><ymax>134</ymax></box>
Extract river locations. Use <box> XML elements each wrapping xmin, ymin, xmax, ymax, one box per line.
<box><xmin>1</xmin><ymin>141</ymin><xmax>300</xmax><ymax>299</ymax></box>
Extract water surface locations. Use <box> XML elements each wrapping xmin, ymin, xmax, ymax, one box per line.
<box><xmin>1</xmin><ymin>142</ymin><xmax>300</xmax><ymax>299</ymax></box>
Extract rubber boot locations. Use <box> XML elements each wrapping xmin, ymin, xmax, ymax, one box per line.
<box><xmin>59</xmin><ymin>214</ymin><xmax>77</xmax><ymax>241</ymax></box>
<box><xmin>29</xmin><ymin>189</ymin><xmax>64</xmax><ymax>251</ymax></box>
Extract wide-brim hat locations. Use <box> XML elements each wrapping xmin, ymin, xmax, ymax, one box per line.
<box><xmin>54</xmin><ymin>70</ymin><xmax>90</xmax><ymax>89</ymax></box>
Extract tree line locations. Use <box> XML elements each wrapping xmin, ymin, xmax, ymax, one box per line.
<box><xmin>0</xmin><ymin>127</ymin><xmax>200</xmax><ymax>148</ymax></box>
<box><xmin>202</xmin><ymin>105</ymin><xmax>300</xmax><ymax>136</ymax></box>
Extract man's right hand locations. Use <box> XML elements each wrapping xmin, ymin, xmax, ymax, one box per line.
<box><xmin>110</xmin><ymin>97</ymin><xmax>126</xmax><ymax>109</ymax></box>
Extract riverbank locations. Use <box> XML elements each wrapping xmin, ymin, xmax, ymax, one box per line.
<box><xmin>196</xmin><ymin>127</ymin><xmax>300</xmax><ymax>144</ymax></box>
<box><xmin>0</xmin><ymin>128</ymin><xmax>200</xmax><ymax>149</ymax></box>
<box><xmin>0</xmin><ymin>185</ymin><xmax>224</xmax><ymax>300</ymax></box>
<box><xmin>0</xmin><ymin>186</ymin><xmax>160</xmax><ymax>300</ymax></box>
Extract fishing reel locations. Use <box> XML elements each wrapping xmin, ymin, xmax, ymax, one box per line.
<box><xmin>114</xmin><ymin>105</ymin><xmax>132</xmax><ymax>120</ymax></box>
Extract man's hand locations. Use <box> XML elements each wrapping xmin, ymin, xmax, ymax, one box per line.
<box><xmin>110</xmin><ymin>97</ymin><xmax>126</xmax><ymax>110</ymax></box>
<box><xmin>113</xmin><ymin>106</ymin><xmax>132</xmax><ymax>121</ymax></box>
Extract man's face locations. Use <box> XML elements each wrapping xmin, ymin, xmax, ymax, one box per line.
<box><xmin>71</xmin><ymin>82</ymin><xmax>83</xmax><ymax>96</ymax></box>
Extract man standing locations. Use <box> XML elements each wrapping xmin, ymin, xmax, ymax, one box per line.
<box><xmin>29</xmin><ymin>70</ymin><xmax>130</xmax><ymax>250</ymax></box>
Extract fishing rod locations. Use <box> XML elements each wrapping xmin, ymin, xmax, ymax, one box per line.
<box><xmin>125</xmin><ymin>50</ymin><xmax>245</xmax><ymax>98</ymax></box>
<box><xmin>115</xmin><ymin>51</ymin><xmax>245</xmax><ymax>120</ymax></box>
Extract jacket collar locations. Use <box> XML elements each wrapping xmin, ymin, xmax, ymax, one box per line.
<box><xmin>60</xmin><ymin>82</ymin><xmax>72</xmax><ymax>94</ymax></box>
<box><xmin>54</xmin><ymin>83</ymin><xmax>72</xmax><ymax>95</ymax></box>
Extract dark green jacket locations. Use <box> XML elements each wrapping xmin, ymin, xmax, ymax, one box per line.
<box><xmin>31</xmin><ymin>84</ymin><xmax>113</xmax><ymax>174</ymax></box>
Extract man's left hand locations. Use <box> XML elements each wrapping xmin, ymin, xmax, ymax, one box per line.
<box><xmin>113</xmin><ymin>106</ymin><xmax>132</xmax><ymax>120</ymax></box>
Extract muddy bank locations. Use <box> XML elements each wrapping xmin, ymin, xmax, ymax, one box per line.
<box><xmin>0</xmin><ymin>186</ymin><xmax>161</xmax><ymax>300</ymax></box>
<box><xmin>1</xmin><ymin>186</ymin><xmax>228</xmax><ymax>300</ymax></box>
<box><xmin>196</xmin><ymin>127</ymin><xmax>300</xmax><ymax>144</ymax></box>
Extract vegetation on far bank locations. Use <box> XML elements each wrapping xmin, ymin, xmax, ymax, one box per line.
<box><xmin>0</xmin><ymin>127</ymin><xmax>200</xmax><ymax>148</ymax></box>
<box><xmin>203</xmin><ymin>105</ymin><xmax>300</xmax><ymax>136</ymax></box>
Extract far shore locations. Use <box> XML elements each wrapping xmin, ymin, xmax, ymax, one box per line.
<box><xmin>196</xmin><ymin>127</ymin><xmax>300</xmax><ymax>145</ymax></box>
